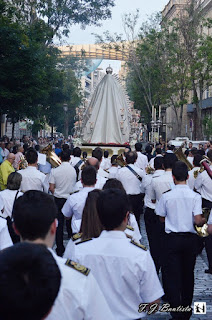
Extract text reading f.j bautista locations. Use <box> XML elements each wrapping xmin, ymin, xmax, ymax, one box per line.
<box><xmin>138</xmin><ymin>303</ymin><xmax>192</xmax><ymax>315</ymax></box>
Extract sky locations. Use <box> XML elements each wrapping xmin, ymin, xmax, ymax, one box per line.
<box><xmin>63</xmin><ymin>0</ymin><xmax>169</xmax><ymax>73</ymax></box>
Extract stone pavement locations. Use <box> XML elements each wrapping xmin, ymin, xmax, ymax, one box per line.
<box><xmin>61</xmin><ymin>214</ymin><xmax>212</xmax><ymax>320</ymax></box>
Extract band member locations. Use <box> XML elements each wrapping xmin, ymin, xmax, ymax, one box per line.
<box><xmin>156</xmin><ymin>161</ymin><xmax>205</xmax><ymax>320</ymax></box>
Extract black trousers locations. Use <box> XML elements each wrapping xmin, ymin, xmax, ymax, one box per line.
<box><xmin>54</xmin><ymin>197</ymin><xmax>68</xmax><ymax>257</ymax></box>
<box><xmin>128</xmin><ymin>193</ymin><xmax>144</xmax><ymax>229</ymax></box>
<box><xmin>144</xmin><ymin>207</ymin><xmax>161</xmax><ymax>273</ymax></box>
<box><xmin>164</xmin><ymin>232</ymin><xmax>198</xmax><ymax>320</ymax></box>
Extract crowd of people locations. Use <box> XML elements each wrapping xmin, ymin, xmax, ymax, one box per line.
<box><xmin>0</xmin><ymin>135</ymin><xmax>212</xmax><ymax>320</ymax></box>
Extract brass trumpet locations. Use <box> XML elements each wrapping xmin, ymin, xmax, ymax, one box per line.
<box><xmin>195</xmin><ymin>208</ymin><xmax>210</xmax><ymax>237</ymax></box>
<box><xmin>174</xmin><ymin>144</ymin><xmax>193</xmax><ymax>170</ymax></box>
<box><xmin>115</xmin><ymin>153</ymin><xmax>127</xmax><ymax>167</ymax></box>
<box><xmin>41</xmin><ymin>144</ymin><xmax>61</xmax><ymax>168</ymax></box>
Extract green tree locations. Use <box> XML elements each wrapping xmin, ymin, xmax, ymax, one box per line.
<box><xmin>11</xmin><ymin>0</ymin><xmax>115</xmax><ymax>40</ymax></box>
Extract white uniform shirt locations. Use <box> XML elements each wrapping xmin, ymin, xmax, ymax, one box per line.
<box><xmin>143</xmin><ymin>170</ymin><xmax>165</xmax><ymax>209</ymax></box>
<box><xmin>156</xmin><ymin>185</ymin><xmax>202</xmax><ymax>234</ymax></box>
<box><xmin>98</xmin><ymin>166</ymin><xmax>109</xmax><ymax>179</ymax></box>
<box><xmin>74</xmin><ymin>230</ymin><xmax>164</xmax><ymax>320</ymax></box>
<box><xmin>0</xmin><ymin>217</ymin><xmax>13</xmax><ymax>250</ymax></box>
<box><xmin>187</xmin><ymin>167</ymin><xmax>200</xmax><ymax>190</ymax></box>
<box><xmin>135</xmin><ymin>152</ymin><xmax>148</xmax><ymax>171</ymax></box>
<box><xmin>0</xmin><ymin>190</ymin><xmax>23</xmax><ymax>218</ymax></box>
<box><xmin>125</xmin><ymin>213</ymin><xmax>142</xmax><ymax>241</ymax></box>
<box><xmin>18</xmin><ymin>166</ymin><xmax>48</xmax><ymax>193</ymax></box>
<box><xmin>62</xmin><ymin>187</ymin><xmax>95</xmax><ymax>234</ymax></box>
<box><xmin>73</xmin><ymin>173</ymin><xmax>107</xmax><ymax>191</ymax></box>
<box><xmin>108</xmin><ymin>166</ymin><xmax>119</xmax><ymax>179</ymax></box>
<box><xmin>47</xmin><ymin>249</ymin><xmax>114</xmax><ymax>320</ymax></box>
<box><xmin>117</xmin><ymin>164</ymin><xmax>145</xmax><ymax>195</ymax></box>
<box><xmin>208</xmin><ymin>209</ymin><xmax>212</xmax><ymax>225</ymax></box>
<box><xmin>194</xmin><ymin>166</ymin><xmax>212</xmax><ymax>202</ymax></box>
<box><xmin>49</xmin><ymin>162</ymin><xmax>76</xmax><ymax>199</ymax></box>
<box><xmin>100</xmin><ymin>158</ymin><xmax>111</xmax><ymax>170</ymax></box>
<box><xmin>187</xmin><ymin>156</ymin><xmax>194</xmax><ymax>166</ymax></box>
<box><xmin>149</xmin><ymin>170</ymin><xmax>174</xmax><ymax>201</ymax></box>
<box><xmin>70</xmin><ymin>156</ymin><xmax>81</xmax><ymax>167</ymax></box>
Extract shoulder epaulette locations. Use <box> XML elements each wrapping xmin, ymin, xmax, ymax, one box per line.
<box><xmin>163</xmin><ymin>189</ymin><xmax>171</xmax><ymax>194</ymax></box>
<box><xmin>65</xmin><ymin>259</ymin><xmax>90</xmax><ymax>276</ymax></box>
<box><xmin>72</xmin><ymin>233</ymin><xmax>82</xmax><ymax>241</ymax></box>
<box><xmin>131</xmin><ymin>239</ymin><xmax>147</xmax><ymax>251</ymax></box>
<box><xmin>70</xmin><ymin>190</ymin><xmax>80</xmax><ymax>195</ymax></box>
<box><xmin>126</xmin><ymin>225</ymin><xmax>134</xmax><ymax>231</ymax></box>
<box><xmin>193</xmin><ymin>170</ymin><xmax>199</xmax><ymax>179</ymax></box>
<box><xmin>126</xmin><ymin>233</ymin><xmax>133</xmax><ymax>239</ymax></box>
<box><xmin>75</xmin><ymin>238</ymin><xmax>92</xmax><ymax>245</ymax></box>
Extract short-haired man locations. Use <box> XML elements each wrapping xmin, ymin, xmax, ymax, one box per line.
<box><xmin>12</xmin><ymin>190</ymin><xmax>114</xmax><ymax>320</ymax></box>
<box><xmin>117</xmin><ymin>151</ymin><xmax>145</xmax><ymax>228</ymax></box>
<box><xmin>194</xmin><ymin>149</ymin><xmax>212</xmax><ymax>274</ymax></box>
<box><xmin>0</xmin><ymin>242</ymin><xmax>61</xmax><ymax>320</ymax></box>
<box><xmin>100</xmin><ymin>150</ymin><xmax>111</xmax><ymax>171</ymax></box>
<box><xmin>62</xmin><ymin>166</ymin><xmax>97</xmax><ymax>234</ymax></box>
<box><xmin>18</xmin><ymin>148</ymin><xmax>48</xmax><ymax>192</ymax></box>
<box><xmin>135</xmin><ymin>142</ymin><xmax>148</xmax><ymax>171</ymax></box>
<box><xmin>72</xmin><ymin>189</ymin><xmax>164</xmax><ymax>319</ymax></box>
<box><xmin>49</xmin><ymin>150</ymin><xmax>76</xmax><ymax>256</ymax></box>
<box><xmin>143</xmin><ymin>156</ymin><xmax>164</xmax><ymax>273</ymax></box>
<box><xmin>0</xmin><ymin>153</ymin><xmax>15</xmax><ymax>190</ymax></box>
<box><xmin>74</xmin><ymin>157</ymin><xmax>107</xmax><ymax>191</ymax></box>
<box><xmin>156</xmin><ymin>161</ymin><xmax>205</xmax><ymax>319</ymax></box>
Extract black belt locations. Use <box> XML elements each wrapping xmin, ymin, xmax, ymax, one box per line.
<box><xmin>169</xmin><ymin>232</ymin><xmax>196</xmax><ymax>236</ymax></box>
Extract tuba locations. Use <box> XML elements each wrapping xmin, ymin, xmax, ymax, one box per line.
<box><xmin>174</xmin><ymin>144</ymin><xmax>193</xmax><ymax>170</ymax></box>
<box><xmin>199</xmin><ymin>156</ymin><xmax>212</xmax><ymax>179</ymax></box>
<box><xmin>195</xmin><ymin>208</ymin><xmax>210</xmax><ymax>237</ymax></box>
<box><xmin>116</xmin><ymin>153</ymin><xmax>127</xmax><ymax>167</ymax></box>
<box><xmin>41</xmin><ymin>144</ymin><xmax>61</xmax><ymax>168</ymax></box>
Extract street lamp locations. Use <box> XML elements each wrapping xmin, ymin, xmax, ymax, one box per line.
<box><xmin>63</xmin><ymin>104</ymin><xmax>68</xmax><ymax>138</ymax></box>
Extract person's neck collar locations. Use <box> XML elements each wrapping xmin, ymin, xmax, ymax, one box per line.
<box><xmin>175</xmin><ymin>181</ymin><xmax>187</xmax><ymax>185</ymax></box>
<box><xmin>28</xmin><ymin>163</ymin><xmax>37</xmax><ymax>167</ymax></box>
<box><xmin>83</xmin><ymin>184</ymin><xmax>95</xmax><ymax>188</ymax></box>
<box><xmin>165</xmin><ymin>168</ymin><xmax>172</xmax><ymax>172</ymax></box>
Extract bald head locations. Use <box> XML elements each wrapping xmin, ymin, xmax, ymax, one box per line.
<box><xmin>86</xmin><ymin>157</ymin><xmax>99</xmax><ymax>170</ymax></box>
<box><xmin>7</xmin><ymin>153</ymin><xmax>15</xmax><ymax>164</ymax></box>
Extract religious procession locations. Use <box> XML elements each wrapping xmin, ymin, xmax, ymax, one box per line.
<box><xmin>0</xmin><ymin>0</ymin><xmax>212</xmax><ymax>319</ymax></box>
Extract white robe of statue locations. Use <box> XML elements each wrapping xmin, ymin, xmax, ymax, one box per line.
<box><xmin>83</xmin><ymin>73</ymin><xmax>131</xmax><ymax>144</ymax></box>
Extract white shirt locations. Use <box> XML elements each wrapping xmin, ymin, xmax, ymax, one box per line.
<box><xmin>49</xmin><ymin>162</ymin><xmax>76</xmax><ymax>199</ymax></box>
<box><xmin>100</xmin><ymin>158</ymin><xmax>111</xmax><ymax>170</ymax></box>
<box><xmin>108</xmin><ymin>166</ymin><xmax>119</xmax><ymax>179</ymax></box>
<box><xmin>125</xmin><ymin>213</ymin><xmax>142</xmax><ymax>241</ymax></box>
<box><xmin>98</xmin><ymin>166</ymin><xmax>109</xmax><ymax>179</ymax></box>
<box><xmin>117</xmin><ymin>164</ymin><xmax>145</xmax><ymax>195</ymax></box>
<box><xmin>135</xmin><ymin>152</ymin><xmax>148</xmax><ymax>171</ymax></box>
<box><xmin>143</xmin><ymin>170</ymin><xmax>165</xmax><ymax>209</ymax></box>
<box><xmin>18</xmin><ymin>166</ymin><xmax>48</xmax><ymax>193</ymax></box>
<box><xmin>208</xmin><ymin>209</ymin><xmax>212</xmax><ymax>225</ymax></box>
<box><xmin>187</xmin><ymin>167</ymin><xmax>200</xmax><ymax>190</ymax></box>
<box><xmin>47</xmin><ymin>249</ymin><xmax>114</xmax><ymax>320</ymax></box>
<box><xmin>62</xmin><ymin>187</ymin><xmax>95</xmax><ymax>233</ymax></box>
<box><xmin>70</xmin><ymin>156</ymin><xmax>81</xmax><ymax>167</ymax></box>
<box><xmin>156</xmin><ymin>185</ymin><xmax>202</xmax><ymax>234</ymax></box>
<box><xmin>194</xmin><ymin>166</ymin><xmax>212</xmax><ymax>202</ymax></box>
<box><xmin>73</xmin><ymin>173</ymin><xmax>107</xmax><ymax>191</ymax></box>
<box><xmin>0</xmin><ymin>189</ymin><xmax>23</xmax><ymax>218</ymax></box>
<box><xmin>149</xmin><ymin>170</ymin><xmax>174</xmax><ymax>201</ymax></box>
<box><xmin>0</xmin><ymin>217</ymin><xmax>13</xmax><ymax>250</ymax></box>
<box><xmin>73</xmin><ymin>230</ymin><xmax>164</xmax><ymax>320</ymax></box>
<box><xmin>187</xmin><ymin>156</ymin><xmax>194</xmax><ymax>166</ymax></box>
